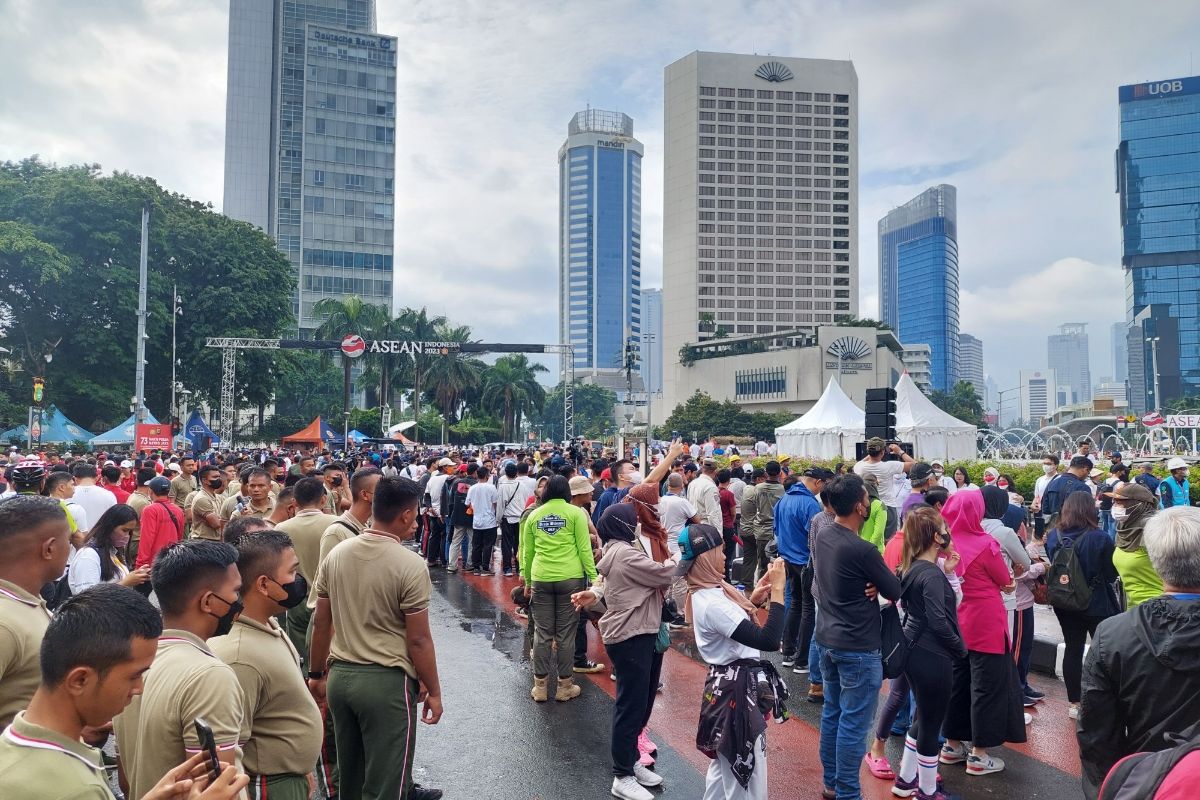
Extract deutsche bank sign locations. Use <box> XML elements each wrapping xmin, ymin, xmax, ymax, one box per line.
<box><xmin>1120</xmin><ymin>76</ymin><xmax>1200</xmax><ymax>103</ymax></box>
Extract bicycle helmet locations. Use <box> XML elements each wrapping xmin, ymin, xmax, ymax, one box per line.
<box><xmin>9</xmin><ymin>458</ymin><xmax>47</xmax><ymax>489</ymax></box>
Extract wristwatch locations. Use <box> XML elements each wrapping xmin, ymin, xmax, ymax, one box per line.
<box><xmin>307</xmin><ymin>670</ymin><xmax>326</xmax><ymax>680</ymax></box>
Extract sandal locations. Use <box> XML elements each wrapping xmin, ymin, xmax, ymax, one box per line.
<box><xmin>864</xmin><ymin>753</ymin><xmax>895</xmax><ymax>780</ymax></box>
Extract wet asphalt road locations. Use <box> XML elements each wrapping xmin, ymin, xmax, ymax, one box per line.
<box><xmin>410</xmin><ymin>565</ymin><xmax>1087</xmax><ymax>800</ymax></box>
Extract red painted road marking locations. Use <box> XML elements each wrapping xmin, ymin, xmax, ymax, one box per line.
<box><xmin>456</xmin><ymin>570</ymin><xmax>1080</xmax><ymax>796</ymax></box>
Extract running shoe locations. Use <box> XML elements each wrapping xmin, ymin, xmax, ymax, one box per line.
<box><xmin>633</xmin><ymin>763</ymin><xmax>662</xmax><ymax>787</ymax></box>
<box><xmin>1068</xmin><ymin>704</ymin><xmax>1080</xmax><ymax>720</ymax></box>
<box><xmin>611</xmin><ymin>776</ymin><xmax>653</xmax><ymax>800</ymax></box>
<box><xmin>965</xmin><ymin>754</ymin><xmax>1004</xmax><ymax>775</ymax></box>
<box><xmin>1024</xmin><ymin>686</ymin><xmax>1045</xmax><ymax>699</ymax></box>
<box><xmin>574</xmin><ymin>660</ymin><xmax>605</xmax><ymax>674</ymax></box>
<box><xmin>938</xmin><ymin>743</ymin><xmax>967</xmax><ymax>765</ymax></box>
<box><xmin>781</xmin><ymin>653</ymin><xmax>797</xmax><ymax>667</ymax></box>
<box><xmin>891</xmin><ymin>775</ymin><xmax>918</xmax><ymax>797</ymax></box>
<box><xmin>637</xmin><ymin>730</ymin><xmax>658</xmax><ymax>758</ymax></box>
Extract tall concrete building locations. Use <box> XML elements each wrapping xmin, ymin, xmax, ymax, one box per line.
<box><xmin>1118</xmin><ymin>75</ymin><xmax>1200</xmax><ymax>412</ymax></box>
<box><xmin>1019</xmin><ymin>369</ymin><xmax>1058</xmax><ymax>424</ymax></box>
<box><xmin>1047</xmin><ymin>323</ymin><xmax>1091</xmax><ymax>404</ymax></box>
<box><xmin>900</xmin><ymin>344</ymin><xmax>933</xmax><ymax>393</ymax></box>
<box><xmin>1110</xmin><ymin>321</ymin><xmax>1128</xmax><ymax>384</ymax></box>
<box><xmin>640</xmin><ymin>288</ymin><xmax>663</xmax><ymax>396</ymax></box>
<box><xmin>878</xmin><ymin>185</ymin><xmax>960</xmax><ymax>391</ymax></box>
<box><xmin>958</xmin><ymin>332</ymin><xmax>984</xmax><ymax>400</ymax></box>
<box><xmin>558</xmin><ymin>110</ymin><xmax>643</xmax><ymax>387</ymax></box>
<box><xmin>223</xmin><ymin>0</ymin><xmax>397</xmax><ymax>332</ymax></box>
<box><xmin>662</xmin><ymin>52</ymin><xmax>858</xmax><ymax>411</ymax></box>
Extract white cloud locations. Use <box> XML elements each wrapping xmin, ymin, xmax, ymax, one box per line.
<box><xmin>2</xmin><ymin>0</ymin><xmax>1197</xmax><ymax>393</ymax></box>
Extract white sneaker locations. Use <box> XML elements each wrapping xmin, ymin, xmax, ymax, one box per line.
<box><xmin>1068</xmin><ymin>704</ymin><xmax>1080</xmax><ymax>720</ymax></box>
<box><xmin>633</xmin><ymin>763</ymin><xmax>664</xmax><ymax>787</ymax></box>
<box><xmin>1024</xmin><ymin>712</ymin><xmax>1033</xmax><ymax>725</ymax></box>
<box><xmin>611</xmin><ymin>775</ymin><xmax>654</xmax><ymax>800</ymax></box>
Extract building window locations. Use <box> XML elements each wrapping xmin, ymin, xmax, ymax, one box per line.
<box><xmin>313</xmin><ymin>170</ymin><xmax>324</xmax><ymax>185</ymax></box>
<box><xmin>735</xmin><ymin>366</ymin><xmax>787</xmax><ymax>399</ymax></box>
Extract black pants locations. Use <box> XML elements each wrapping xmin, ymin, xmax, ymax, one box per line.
<box><xmin>607</xmin><ymin>633</ymin><xmax>663</xmax><ymax>778</ymax></box>
<box><xmin>782</xmin><ymin>562</ymin><xmax>815</xmax><ymax>658</ymax></box>
<box><xmin>943</xmin><ymin>650</ymin><xmax>1027</xmax><ymax>749</ymax></box>
<box><xmin>1053</xmin><ymin>609</ymin><xmax>1102</xmax><ymax>703</ymax></box>
<box><xmin>904</xmin><ymin>646</ymin><xmax>953</xmax><ymax>756</ymax></box>
<box><xmin>500</xmin><ymin>519</ymin><xmax>520</xmax><ymax>573</ymax></box>
<box><xmin>722</xmin><ymin>526</ymin><xmax>738</xmax><ymax>581</ymax></box>
<box><xmin>425</xmin><ymin>515</ymin><xmax>444</xmax><ymax>565</ymax></box>
<box><xmin>575</xmin><ymin>614</ymin><xmax>591</xmax><ymax>666</ymax></box>
<box><xmin>469</xmin><ymin>526</ymin><xmax>497</xmax><ymax>571</ymax></box>
<box><xmin>740</xmin><ymin>536</ymin><xmax>760</xmax><ymax>586</ymax></box>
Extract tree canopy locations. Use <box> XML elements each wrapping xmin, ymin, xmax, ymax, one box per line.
<box><xmin>657</xmin><ymin>391</ymin><xmax>794</xmax><ymax>441</ymax></box>
<box><xmin>928</xmin><ymin>380</ymin><xmax>988</xmax><ymax>427</ymax></box>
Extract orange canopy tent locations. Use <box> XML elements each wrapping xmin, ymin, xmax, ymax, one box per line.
<box><xmin>280</xmin><ymin>417</ymin><xmax>342</xmax><ymax>445</ymax></box>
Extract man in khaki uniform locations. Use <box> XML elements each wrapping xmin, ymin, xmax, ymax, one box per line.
<box><xmin>0</xmin><ymin>582</ymin><xmax>249</xmax><ymax>800</ymax></box>
<box><xmin>222</xmin><ymin>462</ymin><xmax>242</xmax><ymax>499</ymax></box>
<box><xmin>221</xmin><ymin>468</ymin><xmax>276</xmax><ymax>522</ymax></box>
<box><xmin>125</xmin><ymin>467</ymin><xmax>156</xmax><ymax>565</ymax></box>
<box><xmin>309</xmin><ymin>477</ymin><xmax>443</xmax><ymax>800</ymax></box>
<box><xmin>273</xmin><ymin>477</ymin><xmax>334</xmax><ymax>667</ymax></box>
<box><xmin>318</xmin><ymin>467</ymin><xmax>381</xmax><ymax>568</ymax></box>
<box><xmin>190</xmin><ymin>464</ymin><xmax>228</xmax><ymax>542</ymax></box>
<box><xmin>321</xmin><ymin>463</ymin><xmax>352</xmax><ymax>516</ymax></box>
<box><xmin>114</xmin><ymin>540</ymin><xmax>246</xmax><ymax>800</ymax></box>
<box><xmin>211</xmin><ymin>532</ymin><xmax>322</xmax><ymax>800</ymax></box>
<box><xmin>0</xmin><ymin>497</ymin><xmax>70</xmax><ymax>728</ymax></box>
<box><xmin>169</xmin><ymin>455</ymin><xmax>198</xmax><ymax>509</ymax></box>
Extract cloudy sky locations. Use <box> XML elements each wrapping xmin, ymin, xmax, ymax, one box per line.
<box><xmin>3</xmin><ymin>0</ymin><xmax>1198</xmax><ymax>401</ymax></box>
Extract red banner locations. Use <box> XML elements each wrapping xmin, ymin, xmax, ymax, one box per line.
<box><xmin>135</xmin><ymin>423</ymin><xmax>173</xmax><ymax>452</ymax></box>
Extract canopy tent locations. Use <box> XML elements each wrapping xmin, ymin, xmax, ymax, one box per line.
<box><xmin>894</xmin><ymin>373</ymin><xmax>978</xmax><ymax>461</ymax></box>
<box><xmin>347</xmin><ymin>429</ymin><xmax>368</xmax><ymax>444</ymax></box>
<box><xmin>0</xmin><ymin>424</ymin><xmax>28</xmax><ymax>444</ymax></box>
<box><xmin>88</xmin><ymin>411</ymin><xmax>160</xmax><ymax>447</ymax></box>
<box><xmin>33</xmin><ymin>406</ymin><xmax>94</xmax><ymax>445</ymax></box>
<box><xmin>183</xmin><ymin>410</ymin><xmax>221</xmax><ymax>450</ymax></box>
<box><xmin>774</xmin><ymin>378</ymin><xmax>865</xmax><ymax>460</ymax></box>
<box><xmin>281</xmin><ymin>417</ymin><xmax>343</xmax><ymax>446</ymax></box>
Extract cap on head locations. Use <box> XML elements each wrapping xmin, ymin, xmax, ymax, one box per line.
<box><xmin>568</xmin><ymin>476</ymin><xmax>593</xmax><ymax>496</ymax></box>
<box><xmin>148</xmin><ymin>476</ymin><xmax>171</xmax><ymax>495</ymax></box>
<box><xmin>676</xmin><ymin>523</ymin><xmax>724</xmax><ymax>572</ymax></box>
<box><xmin>1167</xmin><ymin>457</ymin><xmax>1189</xmax><ymax>472</ymax></box>
<box><xmin>909</xmin><ymin>463</ymin><xmax>934</xmax><ymax>483</ymax></box>
<box><xmin>683</xmin><ymin>462</ymin><xmax>698</xmax><ymax>474</ymax></box>
<box><xmin>437</xmin><ymin>457</ymin><xmax>454</xmax><ymax>468</ymax></box>
<box><xmin>866</xmin><ymin>436</ymin><xmax>886</xmax><ymax>453</ymax></box>
<box><xmin>729</xmin><ymin>455</ymin><xmax>741</xmax><ymax>463</ymax></box>
<box><xmin>802</xmin><ymin>467</ymin><xmax>835</xmax><ymax>482</ymax></box>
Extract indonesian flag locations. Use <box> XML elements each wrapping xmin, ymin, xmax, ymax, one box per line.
<box><xmin>1143</xmin><ymin>412</ymin><xmax>1165</xmax><ymax>427</ymax></box>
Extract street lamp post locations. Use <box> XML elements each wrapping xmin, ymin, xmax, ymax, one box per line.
<box><xmin>995</xmin><ymin>385</ymin><xmax>1023</xmax><ymax>428</ymax></box>
<box><xmin>1146</xmin><ymin>336</ymin><xmax>1161</xmax><ymax>412</ymax></box>
<box><xmin>170</xmin><ymin>284</ymin><xmax>182</xmax><ymax>426</ymax></box>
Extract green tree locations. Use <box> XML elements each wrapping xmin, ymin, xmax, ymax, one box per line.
<box><xmin>928</xmin><ymin>380</ymin><xmax>987</xmax><ymax>427</ymax></box>
<box><xmin>392</xmin><ymin>307</ymin><xmax>447</xmax><ymax>443</ymax></box>
<box><xmin>835</xmin><ymin>317</ymin><xmax>892</xmax><ymax>330</ymax></box>
<box><xmin>271</xmin><ymin>351</ymin><xmax>343</xmax><ymax>422</ymax></box>
<box><xmin>422</xmin><ymin>323</ymin><xmax>483</xmax><ymax>442</ymax></box>
<box><xmin>312</xmin><ymin>295</ymin><xmax>390</xmax><ymax>436</ymax></box>
<box><xmin>533</xmin><ymin>382</ymin><xmax>617</xmax><ymax>442</ymax></box>
<box><xmin>480</xmin><ymin>354</ymin><xmax>548</xmax><ymax>441</ymax></box>
<box><xmin>0</xmin><ymin>158</ymin><xmax>294</xmax><ymax>431</ymax></box>
<box><xmin>657</xmin><ymin>390</ymin><xmax>793</xmax><ymax>441</ymax></box>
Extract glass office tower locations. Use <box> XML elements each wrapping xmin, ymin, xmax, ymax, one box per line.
<box><xmin>224</xmin><ymin>0</ymin><xmax>396</xmax><ymax>332</ymax></box>
<box><xmin>878</xmin><ymin>184</ymin><xmax>960</xmax><ymax>392</ymax></box>
<box><xmin>558</xmin><ymin>110</ymin><xmax>643</xmax><ymax>381</ymax></box>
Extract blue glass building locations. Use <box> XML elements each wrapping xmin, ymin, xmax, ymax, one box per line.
<box><xmin>559</xmin><ymin>110</ymin><xmax>643</xmax><ymax>381</ymax></box>
<box><xmin>1118</xmin><ymin>76</ymin><xmax>1200</xmax><ymax>411</ymax></box>
<box><xmin>878</xmin><ymin>184</ymin><xmax>960</xmax><ymax>392</ymax></box>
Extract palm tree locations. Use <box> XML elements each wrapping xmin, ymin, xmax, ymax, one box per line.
<box><xmin>312</xmin><ymin>296</ymin><xmax>390</xmax><ymax>440</ymax></box>
<box><xmin>422</xmin><ymin>323</ymin><xmax>483</xmax><ymax>443</ymax></box>
<box><xmin>391</xmin><ymin>307</ymin><xmax>446</xmax><ymax>442</ymax></box>
<box><xmin>481</xmin><ymin>354</ymin><xmax>548</xmax><ymax>441</ymax></box>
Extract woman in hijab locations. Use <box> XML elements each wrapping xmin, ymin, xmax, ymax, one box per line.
<box><xmin>571</xmin><ymin>504</ymin><xmax>679</xmax><ymax>800</ymax></box>
<box><xmin>981</xmin><ymin>485</ymin><xmax>1038</xmax><ymax>708</ymax></box>
<box><xmin>1109</xmin><ymin>482</ymin><xmax>1163</xmax><ymax>607</ymax></box>
<box><xmin>939</xmin><ymin>490</ymin><xmax>1026</xmax><ymax>776</ymax></box>
<box><xmin>682</xmin><ymin>524</ymin><xmax>789</xmax><ymax>800</ymax></box>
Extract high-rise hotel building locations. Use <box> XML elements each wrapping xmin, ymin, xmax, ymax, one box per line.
<box><xmin>223</xmin><ymin>0</ymin><xmax>397</xmax><ymax>332</ymax></box>
<box><xmin>662</xmin><ymin>52</ymin><xmax>858</xmax><ymax>410</ymax></box>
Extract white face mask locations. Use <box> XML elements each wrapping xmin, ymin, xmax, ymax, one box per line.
<box><xmin>1043</xmin><ymin>464</ymin><xmax>1056</xmax><ymax>475</ymax></box>
<box><xmin>1112</xmin><ymin>504</ymin><xmax>1127</xmax><ymax>520</ymax></box>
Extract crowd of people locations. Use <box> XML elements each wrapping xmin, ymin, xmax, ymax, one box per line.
<box><xmin>1</xmin><ymin>434</ymin><xmax>1199</xmax><ymax>800</ymax></box>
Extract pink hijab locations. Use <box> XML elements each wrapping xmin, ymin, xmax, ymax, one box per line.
<box><xmin>941</xmin><ymin>489</ymin><xmax>1000</xmax><ymax>577</ymax></box>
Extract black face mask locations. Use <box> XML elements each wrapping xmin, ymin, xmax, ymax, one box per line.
<box><xmin>207</xmin><ymin>592</ymin><xmax>243</xmax><ymax>637</ymax></box>
<box><xmin>268</xmin><ymin>574</ymin><xmax>308</xmax><ymax>609</ymax></box>
<box><xmin>207</xmin><ymin>478</ymin><xmax>223</xmax><ymax>489</ymax></box>
<box><xmin>330</xmin><ymin>476</ymin><xmax>343</xmax><ymax>487</ymax></box>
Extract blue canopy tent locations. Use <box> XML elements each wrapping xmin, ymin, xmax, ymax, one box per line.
<box><xmin>184</xmin><ymin>410</ymin><xmax>221</xmax><ymax>450</ymax></box>
<box><xmin>89</xmin><ymin>411</ymin><xmax>160</xmax><ymax>447</ymax></box>
<box><xmin>38</xmin><ymin>406</ymin><xmax>94</xmax><ymax>445</ymax></box>
<box><xmin>347</xmin><ymin>429</ymin><xmax>368</xmax><ymax>444</ymax></box>
<box><xmin>0</xmin><ymin>424</ymin><xmax>28</xmax><ymax>444</ymax></box>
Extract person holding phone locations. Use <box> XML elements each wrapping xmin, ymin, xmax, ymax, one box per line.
<box><xmin>114</xmin><ymin>541</ymin><xmax>247</xmax><ymax>800</ymax></box>
<box><xmin>0</xmin><ymin>583</ymin><xmax>248</xmax><ymax>800</ymax></box>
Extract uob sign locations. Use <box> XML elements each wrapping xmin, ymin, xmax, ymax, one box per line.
<box><xmin>1135</xmin><ymin>80</ymin><xmax>1184</xmax><ymax>98</ymax></box>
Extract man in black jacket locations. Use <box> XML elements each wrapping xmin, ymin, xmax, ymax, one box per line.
<box><xmin>1079</xmin><ymin>505</ymin><xmax>1200</xmax><ymax>798</ymax></box>
<box><xmin>1040</xmin><ymin>456</ymin><xmax>1094</xmax><ymax>530</ymax></box>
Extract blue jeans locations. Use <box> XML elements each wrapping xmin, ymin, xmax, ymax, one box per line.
<box><xmin>808</xmin><ymin>604</ymin><xmax>824</xmax><ymax>683</ymax></box>
<box><xmin>1099</xmin><ymin>509</ymin><xmax>1115</xmax><ymax>539</ymax></box>
<box><xmin>820</xmin><ymin>647</ymin><xmax>883</xmax><ymax>800</ymax></box>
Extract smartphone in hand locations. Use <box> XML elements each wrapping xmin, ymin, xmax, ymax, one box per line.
<box><xmin>193</xmin><ymin>717</ymin><xmax>220</xmax><ymax>781</ymax></box>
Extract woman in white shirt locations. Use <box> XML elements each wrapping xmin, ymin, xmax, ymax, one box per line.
<box><xmin>682</xmin><ymin>524</ymin><xmax>788</xmax><ymax>800</ymax></box>
<box><xmin>68</xmin><ymin>504</ymin><xmax>151</xmax><ymax>594</ymax></box>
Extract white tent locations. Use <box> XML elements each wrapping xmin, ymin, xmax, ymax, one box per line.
<box><xmin>775</xmin><ymin>378</ymin><xmax>865</xmax><ymax>460</ymax></box>
<box><xmin>894</xmin><ymin>373</ymin><xmax>978</xmax><ymax>461</ymax></box>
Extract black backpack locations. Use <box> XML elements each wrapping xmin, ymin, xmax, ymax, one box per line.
<box><xmin>1046</xmin><ymin>533</ymin><xmax>1095</xmax><ymax>612</ymax></box>
<box><xmin>1099</xmin><ymin>719</ymin><xmax>1200</xmax><ymax>799</ymax></box>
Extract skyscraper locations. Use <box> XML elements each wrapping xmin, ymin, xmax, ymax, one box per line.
<box><xmin>1047</xmin><ymin>323</ymin><xmax>1091</xmax><ymax>404</ymax></box>
<box><xmin>640</xmin><ymin>288</ymin><xmax>663</xmax><ymax>396</ymax></box>
<box><xmin>958</xmin><ymin>332</ymin><xmax>984</xmax><ymax>400</ymax></box>
<box><xmin>558</xmin><ymin>110</ymin><xmax>643</xmax><ymax>386</ymax></box>
<box><xmin>878</xmin><ymin>185</ymin><xmax>960</xmax><ymax>392</ymax></box>
<box><xmin>1117</xmin><ymin>75</ymin><xmax>1200</xmax><ymax>411</ymax></box>
<box><xmin>661</xmin><ymin>52</ymin><xmax>858</xmax><ymax>410</ymax></box>
<box><xmin>1111</xmin><ymin>321</ymin><xmax>1129</xmax><ymax>384</ymax></box>
<box><xmin>223</xmin><ymin>0</ymin><xmax>397</xmax><ymax>332</ymax></box>
<box><xmin>1019</xmin><ymin>369</ymin><xmax>1058</xmax><ymax>423</ymax></box>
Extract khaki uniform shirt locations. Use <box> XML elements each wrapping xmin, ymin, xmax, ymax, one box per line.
<box><xmin>0</xmin><ymin>712</ymin><xmax>110</xmax><ymax>799</ymax></box>
<box><xmin>318</xmin><ymin>510</ymin><xmax>367</xmax><ymax>568</ymax></box>
<box><xmin>169</xmin><ymin>474</ymin><xmax>197</xmax><ymax>509</ymax></box>
<box><xmin>223</xmin><ymin>481</ymin><xmax>241</xmax><ymax>500</ymax></box>
<box><xmin>220</xmin><ymin>494</ymin><xmax>275</xmax><ymax>521</ymax></box>
<box><xmin>127</xmin><ymin>491</ymin><xmax>152</xmax><ymax>518</ymax></box>
<box><xmin>209</xmin><ymin>617</ymin><xmax>322</xmax><ymax>777</ymax></box>
<box><xmin>274</xmin><ymin>511</ymin><xmax>336</xmax><ymax>610</ymax></box>
<box><xmin>113</xmin><ymin>630</ymin><xmax>244</xmax><ymax>800</ymax></box>
<box><xmin>189</xmin><ymin>489</ymin><xmax>225</xmax><ymax>541</ymax></box>
<box><xmin>0</xmin><ymin>581</ymin><xmax>51</xmax><ymax>729</ymax></box>
<box><xmin>315</xmin><ymin>532</ymin><xmax>431</xmax><ymax>678</ymax></box>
